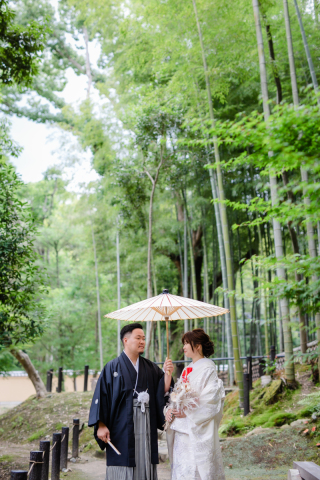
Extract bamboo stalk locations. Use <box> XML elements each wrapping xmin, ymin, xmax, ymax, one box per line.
<box><xmin>191</xmin><ymin>0</ymin><xmax>241</xmax><ymax>399</ymax></box>
<box><xmin>184</xmin><ymin>207</ymin><xmax>189</xmax><ymax>344</ymax></box>
<box><xmin>91</xmin><ymin>223</ymin><xmax>103</xmax><ymax>371</ymax></box>
<box><xmin>253</xmin><ymin>0</ymin><xmax>294</xmax><ymax>383</ymax></box>
<box><xmin>293</xmin><ymin>0</ymin><xmax>319</xmax><ymax>102</ymax></box>
<box><xmin>282</xmin><ymin>0</ymin><xmax>319</xmax><ymax>362</ymax></box>
<box><xmin>116</xmin><ymin>216</ymin><xmax>121</xmax><ymax>357</ymax></box>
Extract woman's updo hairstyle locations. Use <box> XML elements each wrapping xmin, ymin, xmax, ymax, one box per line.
<box><xmin>182</xmin><ymin>328</ymin><xmax>214</xmax><ymax>358</ymax></box>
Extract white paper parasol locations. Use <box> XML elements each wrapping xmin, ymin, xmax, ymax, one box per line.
<box><xmin>105</xmin><ymin>289</ymin><xmax>229</xmax><ymax>357</ymax></box>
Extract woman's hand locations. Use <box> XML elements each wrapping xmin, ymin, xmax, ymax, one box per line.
<box><xmin>172</xmin><ymin>408</ymin><xmax>186</xmax><ymax>419</ymax></box>
<box><xmin>165</xmin><ymin>408</ymin><xmax>173</xmax><ymax>422</ymax></box>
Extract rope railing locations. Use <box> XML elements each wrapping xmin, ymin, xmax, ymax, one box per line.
<box><xmin>10</xmin><ymin>418</ymin><xmax>81</xmax><ymax>480</ymax></box>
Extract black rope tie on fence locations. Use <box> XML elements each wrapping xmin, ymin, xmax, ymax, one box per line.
<box><xmin>27</xmin><ymin>461</ymin><xmax>44</xmax><ymax>477</ymax></box>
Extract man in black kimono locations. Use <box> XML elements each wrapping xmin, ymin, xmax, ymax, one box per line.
<box><xmin>88</xmin><ymin>322</ymin><xmax>174</xmax><ymax>479</ymax></box>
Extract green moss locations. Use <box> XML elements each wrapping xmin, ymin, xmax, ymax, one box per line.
<box><xmin>250</xmin><ymin>412</ymin><xmax>274</xmax><ymax>427</ymax></box>
<box><xmin>83</xmin><ymin>441</ymin><xmax>94</xmax><ymax>452</ymax></box>
<box><xmin>263</xmin><ymin>379</ymin><xmax>282</xmax><ymax>405</ymax></box>
<box><xmin>27</xmin><ymin>429</ymin><xmax>47</xmax><ymax>442</ymax></box>
<box><xmin>268</xmin><ymin>412</ymin><xmax>296</xmax><ymax>426</ymax></box>
<box><xmin>219</xmin><ymin>418</ymin><xmax>248</xmax><ymax>436</ymax></box>
<box><xmin>0</xmin><ymin>454</ymin><xmax>15</xmax><ymax>462</ymax></box>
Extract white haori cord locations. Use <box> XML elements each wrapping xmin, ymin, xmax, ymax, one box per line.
<box><xmin>134</xmin><ymin>389</ymin><xmax>150</xmax><ymax>413</ymax></box>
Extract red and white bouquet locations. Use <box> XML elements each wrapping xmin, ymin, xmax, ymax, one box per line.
<box><xmin>164</xmin><ymin>367</ymin><xmax>199</xmax><ymax>430</ymax></box>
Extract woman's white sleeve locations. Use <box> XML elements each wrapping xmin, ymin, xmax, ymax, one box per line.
<box><xmin>185</xmin><ymin>370</ymin><xmax>225</xmax><ymax>426</ymax></box>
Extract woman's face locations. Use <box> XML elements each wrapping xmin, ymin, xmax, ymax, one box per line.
<box><xmin>183</xmin><ymin>341</ymin><xmax>195</xmax><ymax>358</ymax></box>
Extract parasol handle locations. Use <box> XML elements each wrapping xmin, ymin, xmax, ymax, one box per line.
<box><xmin>165</xmin><ymin>316</ymin><xmax>170</xmax><ymax>369</ymax></box>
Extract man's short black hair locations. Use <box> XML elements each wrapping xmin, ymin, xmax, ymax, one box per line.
<box><xmin>120</xmin><ymin>322</ymin><xmax>144</xmax><ymax>343</ymax></box>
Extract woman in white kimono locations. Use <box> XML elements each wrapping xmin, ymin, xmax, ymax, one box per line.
<box><xmin>165</xmin><ymin>329</ymin><xmax>226</xmax><ymax>480</ymax></box>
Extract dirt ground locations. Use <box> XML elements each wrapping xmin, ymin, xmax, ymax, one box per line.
<box><xmin>1</xmin><ymin>422</ymin><xmax>316</xmax><ymax>480</ymax></box>
<box><xmin>1</xmin><ymin>368</ymin><xmax>319</xmax><ymax>480</ymax></box>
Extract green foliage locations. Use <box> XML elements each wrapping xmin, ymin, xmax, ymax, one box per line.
<box><xmin>3</xmin><ymin>0</ymin><xmax>320</xmax><ymax>371</ymax></box>
<box><xmin>0</xmin><ymin>160</ymin><xmax>46</xmax><ymax>346</ymax></box>
<box><xmin>0</xmin><ymin>0</ymin><xmax>47</xmax><ymax>85</ymax></box>
<box><xmin>0</xmin><ymin>349</ymin><xmax>18</xmax><ymax>374</ymax></box>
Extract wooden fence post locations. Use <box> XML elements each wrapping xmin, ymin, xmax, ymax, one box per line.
<box><xmin>246</xmin><ymin>356</ymin><xmax>253</xmax><ymax>390</ymax></box>
<box><xmin>259</xmin><ymin>358</ymin><xmax>266</xmax><ymax>377</ymax></box>
<box><xmin>51</xmin><ymin>433</ymin><xmax>61</xmax><ymax>480</ymax></box>
<box><xmin>243</xmin><ymin>373</ymin><xmax>250</xmax><ymax>416</ymax></box>
<box><xmin>60</xmin><ymin>427</ymin><xmax>69</xmax><ymax>470</ymax></box>
<box><xmin>29</xmin><ymin>451</ymin><xmax>43</xmax><ymax>480</ymax></box>
<box><xmin>72</xmin><ymin>419</ymin><xmax>80</xmax><ymax>459</ymax></box>
<box><xmin>84</xmin><ymin>365</ymin><xmax>89</xmax><ymax>392</ymax></box>
<box><xmin>11</xmin><ymin>471</ymin><xmax>28</xmax><ymax>480</ymax></box>
<box><xmin>39</xmin><ymin>440</ymin><xmax>50</xmax><ymax>480</ymax></box>
<box><xmin>56</xmin><ymin>368</ymin><xmax>63</xmax><ymax>393</ymax></box>
<box><xmin>46</xmin><ymin>372</ymin><xmax>51</xmax><ymax>392</ymax></box>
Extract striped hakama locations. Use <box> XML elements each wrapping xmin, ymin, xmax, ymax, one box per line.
<box><xmin>106</xmin><ymin>399</ymin><xmax>158</xmax><ymax>480</ymax></box>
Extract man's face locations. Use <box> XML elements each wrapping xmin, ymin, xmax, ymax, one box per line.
<box><xmin>124</xmin><ymin>328</ymin><xmax>146</xmax><ymax>355</ymax></box>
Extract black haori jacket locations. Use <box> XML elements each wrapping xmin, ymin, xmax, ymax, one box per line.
<box><xmin>88</xmin><ymin>352</ymin><xmax>172</xmax><ymax>467</ymax></box>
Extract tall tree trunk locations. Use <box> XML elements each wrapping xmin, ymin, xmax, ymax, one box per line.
<box><xmin>264</xmin><ymin>22</ymin><xmax>283</xmax><ymax>103</ymax></box>
<box><xmin>252</xmin><ymin>0</ymin><xmax>295</xmax><ymax>384</ymax></box>
<box><xmin>182</xmin><ymin>191</ymin><xmax>198</xmax><ymax>311</ymax></box>
<box><xmin>83</xmin><ymin>26</ymin><xmax>92</xmax><ymax>98</ymax></box>
<box><xmin>188</xmin><ymin>222</ymin><xmax>198</xmax><ymax>301</ymax></box>
<box><xmin>192</xmin><ymin>0</ymin><xmax>241</xmax><ymax>398</ymax></box>
<box><xmin>145</xmin><ymin>149</ymin><xmax>164</xmax><ymax>358</ymax></box>
<box><xmin>236</xmin><ymin>218</ymin><xmax>246</xmax><ymax>356</ymax></box>
<box><xmin>193</xmin><ymin>78</ymin><xmax>233</xmax><ymax>373</ymax></box>
<box><xmin>175</xmin><ymin>204</ymin><xmax>184</xmax><ymax>294</ymax></box>
<box><xmin>293</xmin><ymin>0</ymin><xmax>319</xmax><ymax>101</ymax></box>
<box><xmin>116</xmin><ymin>216</ymin><xmax>121</xmax><ymax>357</ymax></box>
<box><xmin>283</xmin><ymin>0</ymin><xmax>319</xmax><ymax>359</ymax></box>
<box><xmin>92</xmin><ymin>224</ymin><xmax>104</xmax><ymax>371</ymax></box>
<box><xmin>151</xmin><ymin>251</ymin><xmax>162</xmax><ymax>363</ymax></box>
<box><xmin>10</xmin><ymin>349</ymin><xmax>46</xmax><ymax>398</ymax></box>
<box><xmin>55</xmin><ymin>246</ymin><xmax>59</xmax><ymax>288</ymax></box>
<box><xmin>183</xmin><ymin>207</ymin><xmax>189</xmax><ymax>343</ymax></box>
<box><xmin>202</xmin><ymin>215</ymin><xmax>209</xmax><ymax>333</ymax></box>
<box><xmin>283</xmin><ymin>0</ymin><xmax>299</xmax><ymax>105</ymax></box>
<box><xmin>209</xmin><ymin>170</ymin><xmax>234</xmax><ymax>384</ymax></box>
<box><xmin>282</xmin><ymin>172</ymin><xmax>307</xmax><ymax>353</ymax></box>
<box><xmin>278</xmin><ymin>0</ymin><xmax>308</xmax><ymax>352</ymax></box>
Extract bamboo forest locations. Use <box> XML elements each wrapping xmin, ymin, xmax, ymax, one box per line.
<box><xmin>1</xmin><ymin>0</ymin><xmax>320</xmax><ymax>418</ymax></box>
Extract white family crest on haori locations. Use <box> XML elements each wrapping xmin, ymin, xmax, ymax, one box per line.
<box><xmin>167</xmin><ymin>358</ymin><xmax>226</xmax><ymax>480</ymax></box>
